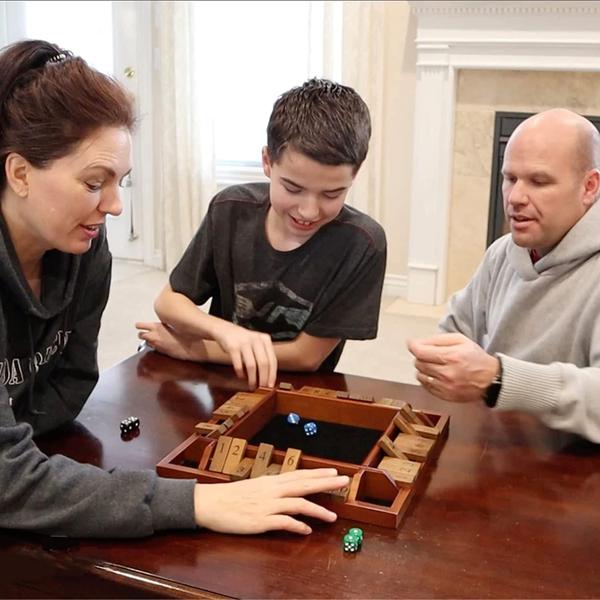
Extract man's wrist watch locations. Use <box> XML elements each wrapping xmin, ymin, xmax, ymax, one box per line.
<box><xmin>483</xmin><ymin>356</ymin><xmax>503</xmax><ymax>408</ymax></box>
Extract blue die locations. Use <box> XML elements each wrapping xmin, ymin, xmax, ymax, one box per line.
<box><xmin>303</xmin><ymin>421</ymin><xmax>317</xmax><ymax>436</ymax></box>
<box><xmin>287</xmin><ymin>412</ymin><xmax>300</xmax><ymax>425</ymax></box>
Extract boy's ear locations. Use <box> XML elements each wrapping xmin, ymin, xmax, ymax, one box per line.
<box><xmin>261</xmin><ymin>146</ymin><xmax>272</xmax><ymax>178</ymax></box>
<box><xmin>5</xmin><ymin>153</ymin><xmax>30</xmax><ymax>198</ymax></box>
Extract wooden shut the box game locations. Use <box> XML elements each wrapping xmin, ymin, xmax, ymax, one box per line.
<box><xmin>157</xmin><ymin>383</ymin><xmax>449</xmax><ymax>529</ymax></box>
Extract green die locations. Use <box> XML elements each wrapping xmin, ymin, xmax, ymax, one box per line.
<box><xmin>348</xmin><ymin>527</ymin><xmax>363</xmax><ymax>548</ymax></box>
<box><xmin>343</xmin><ymin>533</ymin><xmax>360</xmax><ymax>553</ymax></box>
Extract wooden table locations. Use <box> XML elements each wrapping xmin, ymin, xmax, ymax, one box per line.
<box><xmin>2</xmin><ymin>350</ymin><xmax>600</xmax><ymax>599</ymax></box>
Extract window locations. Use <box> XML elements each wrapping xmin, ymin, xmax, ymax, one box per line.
<box><xmin>23</xmin><ymin>1</ymin><xmax>113</xmax><ymax>74</ymax></box>
<box><xmin>193</xmin><ymin>1</ymin><xmax>325</xmax><ymax>172</ymax></box>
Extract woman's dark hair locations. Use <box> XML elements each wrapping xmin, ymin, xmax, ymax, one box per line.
<box><xmin>266</xmin><ymin>78</ymin><xmax>371</xmax><ymax>174</ymax></box>
<box><xmin>0</xmin><ymin>39</ymin><xmax>135</xmax><ymax>193</ymax></box>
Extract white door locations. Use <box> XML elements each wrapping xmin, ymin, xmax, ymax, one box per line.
<box><xmin>1</xmin><ymin>0</ymin><xmax>148</xmax><ymax>262</ymax></box>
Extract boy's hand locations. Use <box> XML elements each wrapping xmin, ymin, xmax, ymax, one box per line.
<box><xmin>135</xmin><ymin>320</ymin><xmax>277</xmax><ymax>389</ymax></box>
<box><xmin>136</xmin><ymin>321</ymin><xmax>195</xmax><ymax>361</ymax></box>
<box><xmin>194</xmin><ymin>469</ymin><xmax>349</xmax><ymax>535</ymax></box>
<box><xmin>213</xmin><ymin>322</ymin><xmax>277</xmax><ymax>389</ymax></box>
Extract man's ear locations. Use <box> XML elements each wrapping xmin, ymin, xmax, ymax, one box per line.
<box><xmin>5</xmin><ymin>153</ymin><xmax>30</xmax><ymax>198</ymax></box>
<box><xmin>261</xmin><ymin>146</ymin><xmax>272</xmax><ymax>179</ymax></box>
<box><xmin>583</xmin><ymin>168</ymin><xmax>600</xmax><ymax>207</ymax></box>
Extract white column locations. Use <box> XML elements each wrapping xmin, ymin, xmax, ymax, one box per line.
<box><xmin>407</xmin><ymin>52</ymin><xmax>456</xmax><ymax>304</ymax></box>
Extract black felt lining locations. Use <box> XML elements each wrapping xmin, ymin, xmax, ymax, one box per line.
<box><xmin>249</xmin><ymin>414</ymin><xmax>382</xmax><ymax>464</ymax></box>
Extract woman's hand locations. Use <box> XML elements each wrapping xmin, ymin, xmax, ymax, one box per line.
<box><xmin>194</xmin><ymin>469</ymin><xmax>349</xmax><ymax>535</ymax></box>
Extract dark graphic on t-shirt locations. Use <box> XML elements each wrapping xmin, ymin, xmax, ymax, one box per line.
<box><xmin>233</xmin><ymin>281</ymin><xmax>313</xmax><ymax>340</ymax></box>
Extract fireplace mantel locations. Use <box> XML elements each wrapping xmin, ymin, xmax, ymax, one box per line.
<box><xmin>406</xmin><ymin>0</ymin><xmax>600</xmax><ymax>304</ymax></box>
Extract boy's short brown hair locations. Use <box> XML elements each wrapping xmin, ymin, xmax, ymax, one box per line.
<box><xmin>266</xmin><ymin>78</ymin><xmax>371</xmax><ymax>174</ymax></box>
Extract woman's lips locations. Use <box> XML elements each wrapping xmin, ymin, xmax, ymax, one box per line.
<box><xmin>80</xmin><ymin>224</ymin><xmax>100</xmax><ymax>239</ymax></box>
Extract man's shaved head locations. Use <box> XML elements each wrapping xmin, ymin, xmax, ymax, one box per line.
<box><xmin>510</xmin><ymin>108</ymin><xmax>600</xmax><ymax>175</ymax></box>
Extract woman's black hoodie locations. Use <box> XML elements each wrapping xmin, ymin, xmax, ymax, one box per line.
<box><xmin>0</xmin><ymin>216</ymin><xmax>196</xmax><ymax>537</ymax></box>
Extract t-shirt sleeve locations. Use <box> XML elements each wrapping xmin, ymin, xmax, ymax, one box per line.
<box><xmin>169</xmin><ymin>207</ymin><xmax>217</xmax><ymax>305</ymax></box>
<box><xmin>304</xmin><ymin>226</ymin><xmax>387</xmax><ymax>340</ymax></box>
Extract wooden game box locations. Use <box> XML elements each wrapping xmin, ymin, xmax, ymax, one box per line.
<box><xmin>156</xmin><ymin>383</ymin><xmax>449</xmax><ymax>529</ymax></box>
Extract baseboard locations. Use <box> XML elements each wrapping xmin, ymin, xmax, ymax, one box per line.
<box><xmin>382</xmin><ymin>274</ymin><xmax>407</xmax><ymax>298</ymax></box>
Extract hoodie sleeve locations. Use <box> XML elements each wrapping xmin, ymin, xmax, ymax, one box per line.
<box><xmin>496</xmin><ymin>318</ymin><xmax>600</xmax><ymax>443</ymax></box>
<box><xmin>0</xmin><ymin>235</ymin><xmax>198</xmax><ymax>538</ymax></box>
<box><xmin>0</xmin><ymin>389</ymin><xmax>197</xmax><ymax>536</ymax></box>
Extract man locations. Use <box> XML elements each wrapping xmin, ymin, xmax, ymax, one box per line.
<box><xmin>407</xmin><ymin>108</ymin><xmax>600</xmax><ymax>442</ymax></box>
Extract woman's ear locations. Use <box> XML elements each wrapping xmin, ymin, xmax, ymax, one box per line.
<box><xmin>5</xmin><ymin>153</ymin><xmax>30</xmax><ymax>197</ymax></box>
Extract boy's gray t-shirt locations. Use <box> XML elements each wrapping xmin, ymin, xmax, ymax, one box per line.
<box><xmin>170</xmin><ymin>182</ymin><xmax>387</xmax><ymax>370</ymax></box>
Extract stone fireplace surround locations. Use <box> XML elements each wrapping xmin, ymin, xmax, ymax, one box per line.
<box><xmin>406</xmin><ymin>0</ymin><xmax>600</xmax><ymax>304</ymax></box>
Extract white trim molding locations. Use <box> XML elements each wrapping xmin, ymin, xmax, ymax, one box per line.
<box><xmin>406</xmin><ymin>0</ymin><xmax>600</xmax><ymax>304</ymax></box>
<box><xmin>411</xmin><ymin>1</ymin><xmax>600</xmax><ymax>17</ymax></box>
<box><xmin>382</xmin><ymin>274</ymin><xmax>408</xmax><ymax>298</ymax></box>
<box><xmin>215</xmin><ymin>164</ymin><xmax>267</xmax><ymax>189</ymax></box>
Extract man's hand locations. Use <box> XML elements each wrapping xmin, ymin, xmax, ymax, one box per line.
<box><xmin>136</xmin><ymin>321</ymin><xmax>195</xmax><ymax>362</ymax></box>
<box><xmin>194</xmin><ymin>469</ymin><xmax>350</xmax><ymax>535</ymax></box>
<box><xmin>212</xmin><ymin>321</ymin><xmax>277</xmax><ymax>389</ymax></box>
<box><xmin>407</xmin><ymin>333</ymin><xmax>499</xmax><ymax>403</ymax></box>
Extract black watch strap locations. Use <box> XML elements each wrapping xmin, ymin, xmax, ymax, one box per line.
<box><xmin>483</xmin><ymin>356</ymin><xmax>503</xmax><ymax>408</ymax></box>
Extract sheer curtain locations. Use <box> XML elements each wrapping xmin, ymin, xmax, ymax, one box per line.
<box><xmin>338</xmin><ymin>1</ymin><xmax>387</xmax><ymax>224</ymax></box>
<box><xmin>152</xmin><ymin>1</ymin><xmax>217</xmax><ymax>271</ymax></box>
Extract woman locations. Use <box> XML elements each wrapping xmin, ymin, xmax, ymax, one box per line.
<box><xmin>0</xmin><ymin>39</ymin><xmax>347</xmax><ymax>538</ymax></box>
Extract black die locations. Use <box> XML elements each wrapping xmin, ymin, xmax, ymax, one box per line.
<box><xmin>120</xmin><ymin>416</ymin><xmax>140</xmax><ymax>435</ymax></box>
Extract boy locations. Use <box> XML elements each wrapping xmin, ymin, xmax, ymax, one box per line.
<box><xmin>137</xmin><ymin>78</ymin><xmax>386</xmax><ymax>388</ymax></box>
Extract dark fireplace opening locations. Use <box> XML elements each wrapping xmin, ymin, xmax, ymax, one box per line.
<box><xmin>487</xmin><ymin>111</ymin><xmax>600</xmax><ymax>247</ymax></box>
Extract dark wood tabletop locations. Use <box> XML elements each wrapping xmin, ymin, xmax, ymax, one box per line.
<box><xmin>2</xmin><ymin>350</ymin><xmax>600</xmax><ymax>599</ymax></box>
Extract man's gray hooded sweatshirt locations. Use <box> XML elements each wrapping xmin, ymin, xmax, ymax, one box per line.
<box><xmin>0</xmin><ymin>216</ymin><xmax>196</xmax><ymax>537</ymax></box>
<box><xmin>440</xmin><ymin>198</ymin><xmax>600</xmax><ymax>443</ymax></box>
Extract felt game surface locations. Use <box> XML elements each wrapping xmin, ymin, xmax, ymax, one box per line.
<box><xmin>249</xmin><ymin>414</ymin><xmax>382</xmax><ymax>464</ymax></box>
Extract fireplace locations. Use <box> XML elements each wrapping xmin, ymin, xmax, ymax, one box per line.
<box><xmin>406</xmin><ymin>0</ymin><xmax>600</xmax><ymax>304</ymax></box>
<box><xmin>487</xmin><ymin>111</ymin><xmax>531</xmax><ymax>246</ymax></box>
